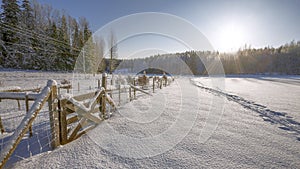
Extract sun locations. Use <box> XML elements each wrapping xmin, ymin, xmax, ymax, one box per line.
<box><xmin>219</xmin><ymin>22</ymin><xmax>246</xmax><ymax>52</ymax></box>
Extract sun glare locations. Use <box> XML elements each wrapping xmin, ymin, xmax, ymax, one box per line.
<box><xmin>219</xmin><ymin>22</ymin><xmax>246</xmax><ymax>52</ymax></box>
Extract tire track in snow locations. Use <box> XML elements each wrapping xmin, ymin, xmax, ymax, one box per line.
<box><xmin>191</xmin><ymin>80</ymin><xmax>300</xmax><ymax>136</ymax></box>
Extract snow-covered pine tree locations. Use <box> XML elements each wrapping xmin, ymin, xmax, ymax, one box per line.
<box><xmin>1</xmin><ymin>0</ymin><xmax>21</xmax><ymax>68</ymax></box>
<box><xmin>57</xmin><ymin>14</ymin><xmax>71</xmax><ymax>70</ymax></box>
<box><xmin>19</xmin><ymin>0</ymin><xmax>34</xmax><ymax>69</ymax></box>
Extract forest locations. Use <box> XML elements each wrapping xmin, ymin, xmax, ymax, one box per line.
<box><xmin>0</xmin><ymin>0</ymin><xmax>106</xmax><ymax>71</ymax></box>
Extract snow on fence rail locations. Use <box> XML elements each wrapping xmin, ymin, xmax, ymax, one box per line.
<box><xmin>0</xmin><ymin>73</ymin><xmax>174</xmax><ymax>168</ymax></box>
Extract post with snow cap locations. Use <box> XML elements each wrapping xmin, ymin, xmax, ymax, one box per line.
<box><xmin>48</xmin><ymin>79</ymin><xmax>60</xmax><ymax>149</ymax></box>
<box><xmin>100</xmin><ymin>73</ymin><xmax>107</xmax><ymax>119</ymax></box>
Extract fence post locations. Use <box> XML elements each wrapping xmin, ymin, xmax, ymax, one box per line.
<box><xmin>163</xmin><ymin>72</ymin><xmax>167</xmax><ymax>87</ymax></box>
<box><xmin>118</xmin><ymin>84</ymin><xmax>121</xmax><ymax>106</ymax></box>
<box><xmin>17</xmin><ymin>99</ymin><xmax>21</xmax><ymax>110</ymax></box>
<box><xmin>48</xmin><ymin>80</ymin><xmax>60</xmax><ymax>149</ymax></box>
<box><xmin>101</xmin><ymin>73</ymin><xmax>107</xmax><ymax>119</ymax></box>
<box><xmin>0</xmin><ymin>116</ymin><xmax>4</xmax><ymax>134</ymax></box>
<box><xmin>25</xmin><ymin>93</ymin><xmax>33</xmax><ymax>137</ymax></box>
<box><xmin>152</xmin><ymin>77</ymin><xmax>155</xmax><ymax>93</ymax></box>
<box><xmin>59</xmin><ymin>99</ymin><xmax>68</xmax><ymax>145</ymax></box>
<box><xmin>129</xmin><ymin>87</ymin><xmax>132</xmax><ymax>101</ymax></box>
<box><xmin>160</xmin><ymin>78</ymin><xmax>162</xmax><ymax>89</ymax></box>
<box><xmin>133</xmin><ymin>79</ymin><xmax>136</xmax><ymax>99</ymax></box>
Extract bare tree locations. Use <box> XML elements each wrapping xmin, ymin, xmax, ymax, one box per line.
<box><xmin>94</xmin><ymin>36</ymin><xmax>106</xmax><ymax>72</ymax></box>
<box><xmin>108</xmin><ymin>30</ymin><xmax>118</xmax><ymax>74</ymax></box>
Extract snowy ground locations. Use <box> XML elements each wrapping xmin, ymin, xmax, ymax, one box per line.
<box><xmin>1</xmin><ymin>71</ymin><xmax>300</xmax><ymax>168</ymax></box>
<box><xmin>193</xmin><ymin>76</ymin><xmax>300</xmax><ymax>123</ymax></box>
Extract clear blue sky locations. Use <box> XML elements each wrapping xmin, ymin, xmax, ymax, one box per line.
<box><xmin>37</xmin><ymin>0</ymin><xmax>300</xmax><ymax>54</ymax></box>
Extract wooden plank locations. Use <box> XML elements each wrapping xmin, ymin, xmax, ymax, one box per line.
<box><xmin>58</xmin><ymin>84</ymin><xmax>72</xmax><ymax>89</ymax></box>
<box><xmin>0</xmin><ymin>87</ymin><xmax>21</xmax><ymax>92</ymax></box>
<box><xmin>129</xmin><ymin>84</ymin><xmax>152</xmax><ymax>96</ymax></box>
<box><xmin>72</xmin><ymin>92</ymin><xmax>97</xmax><ymax>101</ymax></box>
<box><xmin>76</xmin><ymin>109</ymin><xmax>101</xmax><ymax>124</ymax></box>
<box><xmin>90</xmin><ymin>107</ymin><xmax>100</xmax><ymax>114</ymax></box>
<box><xmin>65</xmin><ymin>103</ymin><xmax>76</xmax><ymax>112</ymax></box>
<box><xmin>73</xmin><ymin>125</ymin><xmax>96</xmax><ymax>140</ymax></box>
<box><xmin>105</xmin><ymin>93</ymin><xmax>116</xmax><ymax>109</ymax></box>
<box><xmin>66</xmin><ymin>115</ymin><xmax>79</xmax><ymax>125</ymax></box>
<box><xmin>65</xmin><ymin>107</ymin><xmax>100</xmax><ymax>125</ymax></box>
<box><xmin>65</xmin><ymin>107</ymin><xmax>75</xmax><ymax>115</ymax></box>
<box><xmin>68</xmin><ymin>117</ymin><xmax>88</xmax><ymax>142</ymax></box>
<box><xmin>0</xmin><ymin>92</ymin><xmax>39</xmax><ymax>100</ymax></box>
<box><xmin>20</xmin><ymin>87</ymin><xmax>41</xmax><ymax>93</ymax></box>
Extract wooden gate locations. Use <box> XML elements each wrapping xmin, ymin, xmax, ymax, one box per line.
<box><xmin>58</xmin><ymin>89</ymin><xmax>104</xmax><ymax>144</ymax></box>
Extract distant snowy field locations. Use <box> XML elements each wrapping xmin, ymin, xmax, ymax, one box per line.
<box><xmin>193</xmin><ymin>75</ymin><xmax>300</xmax><ymax>122</ymax></box>
<box><xmin>0</xmin><ymin>71</ymin><xmax>299</xmax><ymax>168</ymax></box>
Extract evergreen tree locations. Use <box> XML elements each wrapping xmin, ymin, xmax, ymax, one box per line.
<box><xmin>19</xmin><ymin>0</ymin><xmax>34</xmax><ymax>68</ymax></box>
<box><xmin>57</xmin><ymin>14</ymin><xmax>71</xmax><ymax>70</ymax></box>
<box><xmin>21</xmin><ymin>0</ymin><xmax>33</xmax><ymax>29</ymax></box>
<box><xmin>1</xmin><ymin>0</ymin><xmax>21</xmax><ymax>67</ymax></box>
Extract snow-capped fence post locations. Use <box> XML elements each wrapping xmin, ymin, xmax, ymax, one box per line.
<box><xmin>100</xmin><ymin>73</ymin><xmax>107</xmax><ymax>118</ymax></box>
<box><xmin>48</xmin><ymin>80</ymin><xmax>60</xmax><ymax>149</ymax></box>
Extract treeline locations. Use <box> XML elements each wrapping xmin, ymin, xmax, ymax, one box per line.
<box><xmin>118</xmin><ymin>41</ymin><xmax>300</xmax><ymax>75</ymax></box>
<box><xmin>220</xmin><ymin>41</ymin><xmax>300</xmax><ymax>75</ymax></box>
<box><xmin>0</xmin><ymin>0</ymin><xmax>105</xmax><ymax>71</ymax></box>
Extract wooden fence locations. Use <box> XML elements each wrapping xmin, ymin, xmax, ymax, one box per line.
<box><xmin>0</xmin><ymin>73</ymin><xmax>174</xmax><ymax>168</ymax></box>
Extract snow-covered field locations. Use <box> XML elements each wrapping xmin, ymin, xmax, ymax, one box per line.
<box><xmin>193</xmin><ymin>76</ymin><xmax>300</xmax><ymax>123</ymax></box>
<box><xmin>1</xmin><ymin>71</ymin><xmax>300</xmax><ymax>168</ymax></box>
